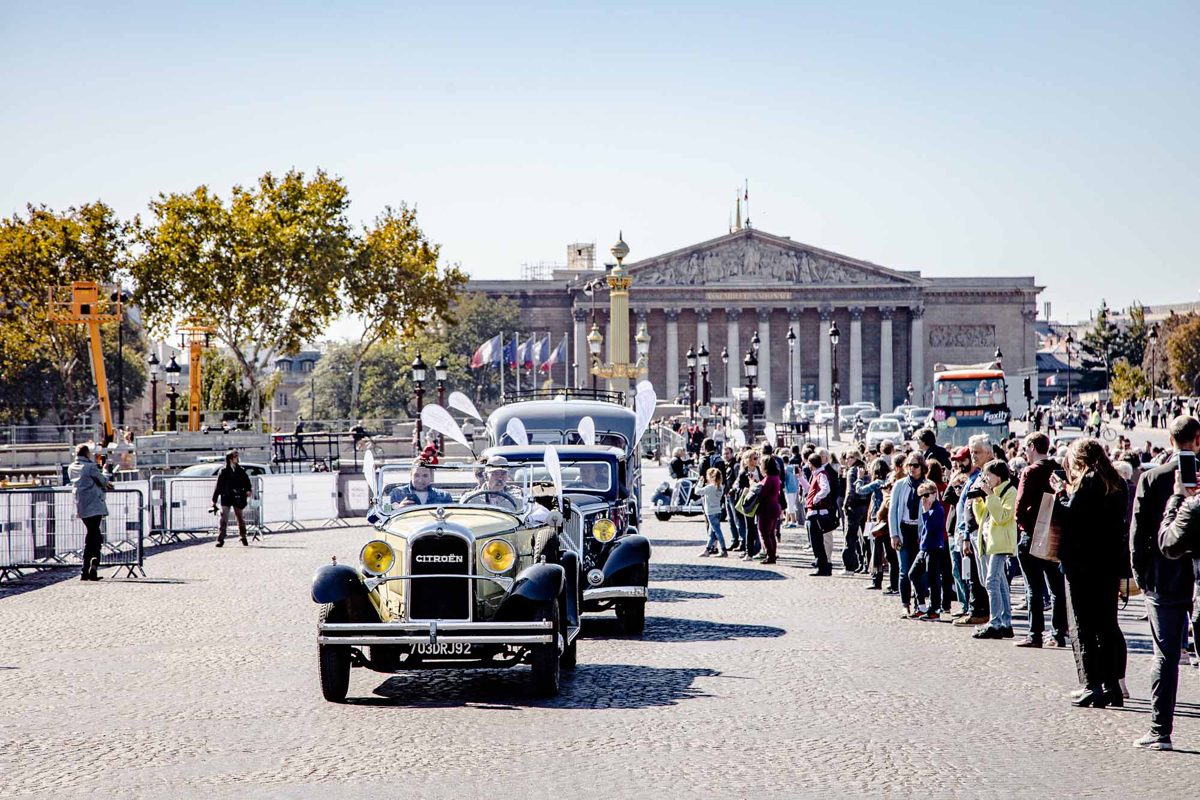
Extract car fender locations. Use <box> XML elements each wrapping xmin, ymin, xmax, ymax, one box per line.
<box><xmin>495</xmin><ymin>562</ymin><xmax>566</xmax><ymax>621</ymax></box>
<box><xmin>312</xmin><ymin>563</ymin><xmax>362</xmax><ymax>604</ymax></box>
<box><xmin>601</xmin><ymin>535</ymin><xmax>651</xmax><ymax>585</ymax></box>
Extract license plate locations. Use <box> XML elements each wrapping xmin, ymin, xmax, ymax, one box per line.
<box><xmin>414</xmin><ymin>642</ymin><xmax>474</xmax><ymax>656</ymax></box>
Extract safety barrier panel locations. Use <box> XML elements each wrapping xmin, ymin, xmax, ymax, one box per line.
<box><xmin>0</xmin><ymin>488</ymin><xmax>144</xmax><ymax>580</ymax></box>
<box><xmin>253</xmin><ymin>473</ymin><xmax>345</xmax><ymax>530</ymax></box>
<box><xmin>161</xmin><ymin>477</ymin><xmax>265</xmax><ymax>543</ymax></box>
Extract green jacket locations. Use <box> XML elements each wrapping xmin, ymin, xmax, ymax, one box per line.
<box><xmin>973</xmin><ymin>480</ymin><xmax>1017</xmax><ymax>556</ymax></box>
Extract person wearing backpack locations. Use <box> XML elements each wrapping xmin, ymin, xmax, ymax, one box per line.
<box><xmin>737</xmin><ymin>450</ymin><xmax>763</xmax><ymax>560</ymax></box>
<box><xmin>842</xmin><ymin>451</ymin><xmax>870</xmax><ymax>574</ymax></box>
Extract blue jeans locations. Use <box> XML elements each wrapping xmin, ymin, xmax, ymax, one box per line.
<box><xmin>706</xmin><ymin>512</ymin><xmax>727</xmax><ymax>552</ymax></box>
<box><xmin>897</xmin><ymin>523</ymin><xmax>920</xmax><ymax>606</ymax></box>
<box><xmin>727</xmin><ymin>497</ymin><xmax>746</xmax><ymax>546</ymax></box>
<box><xmin>985</xmin><ymin>553</ymin><xmax>1013</xmax><ymax>629</ymax></box>
<box><xmin>951</xmin><ymin>548</ymin><xmax>969</xmax><ymax>608</ymax></box>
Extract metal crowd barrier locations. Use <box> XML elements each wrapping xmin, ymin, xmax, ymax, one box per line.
<box><xmin>253</xmin><ymin>473</ymin><xmax>345</xmax><ymax>531</ymax></box>
<box><xmin>160</xmin><ymin>477</ymin><xmax>265</xmax><ymax>543</ymax></box>
<box><xmin>0</xmin><ymin>488</ymin><xmax>145</xmax><ymax>580</ymax></box>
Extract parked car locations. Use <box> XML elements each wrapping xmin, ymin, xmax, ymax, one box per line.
<box><xmin>483</xmin><ymin>444</ymin><xmax>650</xmax><ymax>635</ymax></box>
<box><xmin>312</xmin><ymin>460</ymin><xmax>582</xmax><ymax>702</ymax></box>
<box><xmin>814</xmin><ymin>404</ymin><xmax>836</xmax><ymax>426</ymax></box>
<box><xmin>175</xmin><ymin>460</ymin><xmax>272</xmax><ymax>477</ymax></box>
<box><xmin>866</xmin><ymin>418</ymin><xmax>905</xmax><ymax>448</ymax></box>
<box><xmin>800</xmin><ymin>401</ymin><xmax>823</xmax><ymax>422</ymax></box>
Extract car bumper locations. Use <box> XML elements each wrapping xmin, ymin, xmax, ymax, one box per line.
<box><xmin>655</xmin><ymin>504</ymin><xmax>703</xmax><ymax>513</ymax></box>
<box><xmin>317</xmin><ymin>619</ymin><xmax>555</xmax><ymax>647</ymax></box>
<box><xmin>583</xmin><ymin>585</ymin><xmax>648</xmax><ymax>602</ymax></box>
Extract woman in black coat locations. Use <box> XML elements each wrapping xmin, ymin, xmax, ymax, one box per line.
<box><xmin>211</xmin><ymin>450</ymin><xmax>254</xmax><ymax>547</ymax></box>
<box><xmin>1050</xmin><ymin>437</ymin><xmax>1129</xmax><ymax>708</ymax></box>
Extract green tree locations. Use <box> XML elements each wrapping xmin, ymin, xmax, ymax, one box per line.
<box><xmin>1165</xmin><ymin>315</ymin><xmax>1200</xmax><ymax>395</ymax></box>
<box><xmin>1080</xmin><ymin>300</ymin><xmax>1120</xmax><ymax>379</ymax></box>
<box><xmin>0</xmin><ymin>202</ymin><xmax>136</xmax><ymax>427</ymax></box>
<box><xmin>1110</xmin><ymin>360</ymin><xmax>1150</xmax><ymax>403</ymax></box>
<box><xmin>133</xmin><ymin>169</ymin><xmax>352</xmax><ymax>424</ymax></box>
<box><xmin>443</xmin><ymin>293</ymin><xmax>522</xmax><ymax>408</ymax></box>
<box><xmin>1115</xmin><ymin>302</ymin><xmax>1148</xmax><ymax>366</ymax></box>
<box><xmin>342</xmin><ymin>205</ymin><xmax>466</xmax><ymax>420</ymax></box>
<box><xmin>1143</xmin><ymin>311</ymin><xmax>1193</xmax><ymax>393</ymax></box>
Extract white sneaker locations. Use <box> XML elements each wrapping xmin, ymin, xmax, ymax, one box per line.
<box><xmin>1132</xmin><ymin>732</ymin><xmax>1173</xmax><ymax>751</ymax></box>
<box><xmin>1069</xmin><ymin>687</ymin><xmax>1087</xmax><ymax>699</ymax></box>
<box><xmin>1119</xmin><ymin>678</ymin><xmax>1130</xmax><ymax>699</ymax></box>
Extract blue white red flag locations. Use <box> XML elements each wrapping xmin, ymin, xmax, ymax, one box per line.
<box><xmin>470</xmin><ymin>334</ymin><xmax>502</xmax><ymax>369</ymax></box>
<box><xmin>540</xmin><ymin>335</ymin><xmax>567</xmax><ymax>373</ymax></box>
<box><xmin>1045</xmin><ymin>374</ymin><xmax>1058</xmax><ymax>386</ymax></box>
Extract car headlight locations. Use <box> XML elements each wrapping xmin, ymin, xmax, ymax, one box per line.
<box><xmin>592</xmin><ymin>518</ymin><xmax>617</xmax><ymax>543</ymax></box>
<box><xmin>360</xmin><ymin>540</ymin><xmax>395</xmax><ymax>576</ymax></box>
<box><xmin>480</xmin><ymin>538</ymin><xmax>515</xmax><ymax>573</ymax></box>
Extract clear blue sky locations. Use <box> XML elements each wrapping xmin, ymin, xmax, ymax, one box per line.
<box><xmin>3</xmin><ymin>1</ymin><xmax>1197</xmax><ymax>335</ymax></box>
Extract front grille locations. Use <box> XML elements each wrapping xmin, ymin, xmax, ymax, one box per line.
<box><xmin>409</xmin><ymin>534</ymin><xmax>471</xmax><ymax>620</ymax></box>
<box><xmin>564</xmin><ymin>508</ymin><xmax>584</xmax><ymax>554</ymax></box>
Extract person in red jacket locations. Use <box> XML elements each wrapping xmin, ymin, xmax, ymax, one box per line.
<box><xmin>756</xmin><ymin>455</ymin><xmax>783</xmax><ymax>565</ymax></box>
<box><xmin>1013</xmin><ymin>431</ymin><xmax>1067</xmax><ymax>648</ymax></box>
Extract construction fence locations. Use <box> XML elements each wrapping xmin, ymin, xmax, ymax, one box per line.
<box><xmin>0</xmin><ymin>473</ymin><xmax>346</xmax><ymax>582</ymax></box>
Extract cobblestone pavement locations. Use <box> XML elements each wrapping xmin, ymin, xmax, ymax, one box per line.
<box><xmin>2</xmin><ymin>466</ymin><xmax>1199</xmax><ymax>798</ymax></box>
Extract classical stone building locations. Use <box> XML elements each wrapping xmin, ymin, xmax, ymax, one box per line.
<box><xmin>466</xmin><ymin>227</ymin><xmax>1042</xmax><ymax>417</ymax></box>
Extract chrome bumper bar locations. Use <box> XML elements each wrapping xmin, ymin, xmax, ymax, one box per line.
<box><xmin>364</xmin><ymin>573</ymin><xmax>514</xmax><ymax>592</ymax></box>
<box><xmin>655</xmin><ymin>505</ymin><xmax>702</xmax><ymax>514</ymax></box>
<box><xmin>583</xmin><ymin>585</ymin><xmax>648</xmax><ymax>602</ymax></box>
<box><xmin>318</xmin><ymin>619</ymin><xmax>554</xmax><ymax>646</ymax></box>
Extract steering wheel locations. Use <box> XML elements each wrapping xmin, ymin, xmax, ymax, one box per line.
<box><xmin>460</xmin><ymin>489</ymin><xmax>521</xmax><ymax>512</ymax></box>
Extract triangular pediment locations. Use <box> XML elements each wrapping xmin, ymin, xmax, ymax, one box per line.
<box><xmin>618</xmin><ymin>229</ymin><xmax>923</xmax><ymax>288</ymax></box>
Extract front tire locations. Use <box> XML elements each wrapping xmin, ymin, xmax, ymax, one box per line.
<box><xmin>616</xmin><ymin>600</ymin><xmax>646</xmax><ymax>636</ymax></box>
<box><xmin>560</xmin><ymin>629</ymin><xmax>577</xmax><ymax>670</ymax></box>
<box><xmin>317</xmin><ymin>603</ymin><xmax>351</xmax><ymax>703</ymax></box>
<box><xmin>530</xmin><ymin>599</ymin><xmax>562</xmax><ymax>697</ymax></box>
<box><xmin>654</xmin><ymin>506</ymin><xmax>672</xmax><ymax>522</ymax></box>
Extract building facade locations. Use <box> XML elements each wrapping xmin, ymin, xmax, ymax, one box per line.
<box><xmin>466</xmin><ymin>227</ymin><xmax>1042</xmax><ymax>417</ymax></box>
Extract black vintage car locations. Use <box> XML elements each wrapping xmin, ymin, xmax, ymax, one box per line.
<box><xmin>310</xmin><ymin>461</ymin><xmax>581</xmax><ymax>702</ymax></box>
<box><xmin>482</xmin><ymin>444</ymin><xmax>652</xmax><ymax>635</ymax></box>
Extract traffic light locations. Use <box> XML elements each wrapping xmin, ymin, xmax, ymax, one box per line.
<box><xmin>1023</xmin><ymin>376</ymin><xmax>1032</xmax><ymax>400</ymax></box>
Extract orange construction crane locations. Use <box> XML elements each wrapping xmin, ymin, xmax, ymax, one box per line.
<box><xmin>178</xmin><ymin>316</ymin><xmax>216</xmax><ymax>432</ymax></box>
<box><xmin>47</xmin><ymin>281</ymin><xmax>122</xmax><ymax>445</ymax></box>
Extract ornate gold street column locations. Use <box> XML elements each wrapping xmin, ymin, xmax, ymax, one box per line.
<box><xmin>591</xmin><ymin>232</ymin><xmax>648</xmax><ymax>400</ymax></box>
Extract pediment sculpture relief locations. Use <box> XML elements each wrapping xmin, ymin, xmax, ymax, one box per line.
<box><xmin>635</xmin><ymin>239</ymin><xmax>884</xmax><ymax>286</ymax></box>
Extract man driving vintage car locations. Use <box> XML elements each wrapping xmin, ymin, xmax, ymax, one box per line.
<box><xmin>390</xmin><ymin>462</ymin><xmax>453</xmax><ymax>507</ymax></box>
<box><xmin>464</xmin><ymin>455</ymin><xmax>550</xmax><ymax>522</ymax></box>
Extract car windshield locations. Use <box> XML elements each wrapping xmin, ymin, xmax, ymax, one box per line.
<box><xmin>176</xmin><ymin>465</ymin><xmax>218</xmax><ymax>476</ymax></box>
<box><xmin>376</xmin><ymin>463</ymin><xmax>531</xmax><ymax>515</ymax></box>
<box><xmin>858</xmin><ymin>410</ymin><xmax>880</xmax><ymax>419</ymax></box>
<box><xmin>508</xmin><ymin>460</ymin><xmax>613</xmax><ymax>493</ymax></box>
<box><xmin>869</xmin><ymin>420</ymin><xmax>900</xmax><ymax>432</ymax></box>
<box><xmin>934</xmin><ymin>378</ymin><xmax>1006</xmax><ymax>407</ymax></box>
<box><xmin>908</xmin><ymin>407</ymin><xmax>931</xmax><ymax>420</ymax></box>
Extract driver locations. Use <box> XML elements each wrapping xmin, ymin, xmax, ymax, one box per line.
<box><xmin>468</xmin><ymin>456</ymin><xmax>551</xmax><ymax>522</ymax></box>
<box><xmin>391</xmin><ymin>461</ymin><xmax>453</xmax><ymax>507</ymax></box>
<box><xmin>573</xmin><ymin>462</ymin><xmax>608</xmax><ymax>490</ymax></box>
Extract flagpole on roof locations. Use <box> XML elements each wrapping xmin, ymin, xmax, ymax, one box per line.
<box><xmin>499</xmin><ymin>332</ymin><xmax>505</xmax><ymax>401</ymax></box>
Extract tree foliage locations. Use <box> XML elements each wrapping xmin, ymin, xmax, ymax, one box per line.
<box><xmin>1142</xmin><ymin>311</ymin><xmax>1192</xmax><ymax>392</ymax></box>
<box><xmin>1110</xmin><ymin>360</ymin><xmax>1149</xmax><ymax>403</ymax></box>
<box><xmin>342</xmin><ymin>204</ymin><xmax>466</xmax><ymax>419</ymax></box>
<box><xmin>1164</xmin><ymin>315</ymin><xmax>1200</xmax><ymax>395</ymax></box>
<box><xmin>133</xmin><ymin>169</ymin><xmax>352</xmax><ymax>422</ymax></box>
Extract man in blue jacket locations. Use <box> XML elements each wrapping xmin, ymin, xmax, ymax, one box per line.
<box><xmin>390</xmin><ymin>462</ymin><xmax>453</xmax><ymax>506</ymax></box>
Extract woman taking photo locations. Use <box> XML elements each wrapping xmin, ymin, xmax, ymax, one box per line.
<box><xmin>970</xmin><ymin>459</ymin><xmax>1017</xmax><ymax>639</ymax></box>
<box><xmin>1050</xmin><ymin>437</ymin><xmax>1130</xmax><ymax>708</ymax></box>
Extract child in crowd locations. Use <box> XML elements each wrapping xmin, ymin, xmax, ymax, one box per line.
<box><xmin>907</xmin><ymin>479</ymin><xmax>948</xmax><ymax>620</ymax></box>
<box><xmin>698</xmin><ymin>467</ymin><xmax>728</xmax><ymax>557</ymax></box>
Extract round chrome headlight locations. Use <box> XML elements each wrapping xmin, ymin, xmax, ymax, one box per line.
<box><xmin>592</xmin><ymin>518</ymin><xmax>617</xmax><ymax>543</ymax></box>
<box><xmin>480</xmin><ymin>538</ymin><xmax>516</xmax><ymax>574</ymax></box>
<box><xmin>360</xmin><ymin>539</ymin><xmax>395</xmax><ymax>576</ymax></box>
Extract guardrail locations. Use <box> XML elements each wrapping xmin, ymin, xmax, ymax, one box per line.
<box><xmin>0</xmin><ymin>488</ymin><xmax>144</xmax><ymax>581</ymax></box>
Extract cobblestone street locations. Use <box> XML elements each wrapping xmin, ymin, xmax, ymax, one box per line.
<box><xmin>2</xmin><ymin>466</ymin><xmax>1198</xmax><ymax>798</ymax></box>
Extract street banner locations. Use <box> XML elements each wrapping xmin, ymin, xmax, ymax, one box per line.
<box><xmin>448</xmin><ymin>391</ymin><xmax>482</xmax><ymax>421</ymax></box>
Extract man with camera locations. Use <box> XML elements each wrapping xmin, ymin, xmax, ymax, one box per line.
<box><xmin>211</xmin><ymin>449</ymin><xmax>253</xmax><ymax>547</ymax></box>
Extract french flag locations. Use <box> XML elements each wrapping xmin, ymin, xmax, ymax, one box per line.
<box><xmin>540</xmin><ymin>335</ymin><xmax>566</xmax><ymax>373</ymax></box>
<box><xmin>470</xmin><ymin>334</ymin><xmax>502</xmax><ymax>369</ymax></box>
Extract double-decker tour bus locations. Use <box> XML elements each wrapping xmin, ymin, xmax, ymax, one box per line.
<box><xmin>930</xmin><ymin>362</ymin><xmax>1010</xmax><ymax>448</ymax></box>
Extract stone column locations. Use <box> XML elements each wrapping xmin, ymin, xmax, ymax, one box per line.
<box><xmin>879</xmin><ymin>306</ymin><xmax>894</xmax><ymax>412</ymax></box>
<box><xmin>757</xmin><ymin>307</ymin><xmax>772</xmax><ymax>417</ymax></box>
<box><xmin>911</xmin><ymin>305</ymin><xmax>925</xmax><ymax>406</ymax></box>
<box><xmin>573</xmin><ymin>308</ymin><xmax>588</xmax><ymax>388</ymax></box>
<box><xmin>849</xmin><ymin>306</ymin><xmax>864</xmax><ymax>405</ymax></box>
<box><xmin>696</xmin><ymin>307</ymin><xmax>710</xmax><ymax>351</ymax></box>
<box><xmin>665</xmin><ymin>308</ymin><xmax>680</xmax><ymax>400</ymax></box>
<box><xmin>819</xmin><ymin>306</ymin><xmax>833</xmax><ymax>404</ymax></box>
<box><xmin>788</xmin><ymin>307</ymin><xmax>803</xmax><ymax>406</ymax></box>
<box><xmin>726</xmin><ymin>308</ymin><xmax>741</xmax><ymax>391</ymax></box>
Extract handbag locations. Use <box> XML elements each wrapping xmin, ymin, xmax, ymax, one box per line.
<box><xmin>1029</xmin><ymin>491</ymin><xmax>1062</xmax><ymax>562</ymax></box>
<box><xmin>735</xmin><ymin>484</ymin><xmax>762</xmax><ymax>517</ymax></box>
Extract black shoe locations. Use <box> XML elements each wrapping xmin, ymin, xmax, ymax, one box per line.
<box><xmin>1105</xmin><ymin>687</ymin><xmax>1125</xmax><ymax>708</ymax></box>
<box><xmin>808</xmin><ymin>570</ymin><xmax>827</xmax><ymax>577</ymax></box>
<box><xmin>87</xmin><ymin>557</ymin><xmax>101</xmax><ymax>581</ymax></box>
<box><xmin>973</xmin><ymin>627</ymin><xmax>1004</xmax><ymax>640</ymax></box>
<box><xmin>80</xmin><ymin>571</ymin><xmax>91</xmax><ymax>582</ymax></box>
<box><xmin>240</xmin><ymin>537</ymin><xmax>248</xmax><ymax>546</ymax></box>
<box><xmin>883</xmin><ymin>589</ymin><xmax>899</xmax><ymax>596</ymax></box>
<box><xmin>1072</xmin><ymin>688</ymin><xmax>1110</xmax><ymax>708</ymax></box>
<box><xmin>215</xmin><ymin>539</ymin><xmax>225</xmax><ymax>548</ymax></box>
<box><xmin>1000</xmin><ymin>626</ymin><xmax>1015</xmax><ymax>639</ymax></box>
<box><xmin>865</xmin><ymin>584</ymin><xmax>881</xmax><ymax>590</ymax></box>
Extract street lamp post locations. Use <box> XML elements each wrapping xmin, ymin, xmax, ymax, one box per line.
<box><xmin>1065</xmin><ymin>333</ymin><xmax>1074</xmax><ymax>403</ymax></box>
<box><xmin>830</xmin><ymin>321</ymin><xmax>841</xmax><ymax>442</ymax></box>
<box><xmin>164</xmin><ymin>355</ymin><xmax>182</xmax><ymax>432</ymax></box>
<box><xmin>1149</xmin><ymin>324</ymin><xmax>1159</xmax><ymax>410</ymax></box>
<box><xmin>686</xmin><ymin>345</ymin><xmax>697</xmax><ymax>423</ymax></box>
<box><xmin>411</xmin><ymin>352</ymin><xmax>427</xmax><ymax>455</ymax></box>
<box><xmin>721</xmin><ymin>347</ymin><xmax>730</xmax><ymax>431</ymax></box>
<box><xmin>147</xmin><ymin>352</ymin><xmax>160</xmax><ymax>432</ymax></box>
<box><xmin>435</xmin><ymin>355</ymin><xmax>448</xmax><ymax>453</ymax></box>
<box><xmin>587</xmin><ymin>324</ymin><xmax>603</xmax><ymax>391</ymax></box>
<box><xmin>110</xmin><ymin>289</ymin><xmax>131</xmax><ymax>427</ymax></box>
<box><xmin>698</xmin><ymin>344</ymin><xmax>710</xmax><ymax>407</ymax></box>
<box><xmin>744</xmin><ymin>350</ymin><xmax>758</xmax><ymax>444</ymax></box>
<box><xmin>786</xmin><ymin>327</ymin><xmax>796</xmax><ymax>423</ymax></box>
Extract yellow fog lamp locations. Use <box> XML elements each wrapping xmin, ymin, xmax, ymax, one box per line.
<box><xmin>360</xmin><ymin>540</ymin><xmax>395</xmax><ymax>576</ymax></box>
<box><xmin>480</xmin><ymin>538</ymin><xmax>516</xmax><ymax>574</ymax></box>
<box><xmin>592</xmin><ymin>518</ymin><xmax>617</xmax><ymax>543</ymax></box>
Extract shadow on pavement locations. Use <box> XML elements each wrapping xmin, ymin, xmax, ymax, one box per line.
<box><xmin>647</xmin><ymin>538</ymin><xmax>704</xmax><ymax>548</ymax></box>
<box><xmin>650</xmin><ymin>562</ymin><xmax>786</xmax><ymax>582</ymax></box>
<box><xmin>584</xmin><ymin>615</ymin><xmax>786</xmax><ymax>643</ymax></box>
<box><xmin>649</xmin><ymin>587</ymin><xmax>724</xmax><ymax>603</ymax></box>
<box><xmin>361</xmin><ymin>663</ymin><xmax>721</xmax><ymax>709</ymax></box>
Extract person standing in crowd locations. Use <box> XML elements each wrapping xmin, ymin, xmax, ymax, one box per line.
<box><xmin>211</xmin><ymin>449</ymin><xmax>253</xmax><ymax>547</ymax></box>
<box><xmin>856</xmin><ymin>457</ymin><xmax>893</xmax><ymax>589</ymax></box>
<box><xmin>889</xmin><ymin>453</ymin><xmax>927</xmax><ymax>618</ymax></box>
<box><xmin>842</xmin><ymin>451</ymin><xmax>869</xmax><ymax>574</ymax></box>
<box><xmin>722</xmin><ymin>446</ymin><xmax>744</xmax><ymax>551</ymax></box>
<box><xmin>907</xmin><ymin>479</ymin><xmax>948</xmax><ymax>620</ymax></box>
<box><xmin>756</xmin><ymin>456</ymin><xmax>783</xmax><ymax>565</ymax></box>
<box><xmin>971</xmin><ymin>460</ymin><xmax>1017</xmax><ymax>639</ymax></box>
<box><xmin>804</xmin><ymin>451</ymin><xmax>835</xmax><ymax>576</ymax></box>
<box><xmin>954</xmin><ymin>438</ymin><xmax>993</xmax><ymax>627</ymax></box>
<box><xmin>698</xmin><ymin>467</ymin><xmax>728</xmax><ymax>558</ymax></box>
<box><xmin>461</xmin><ymin>417</ymin><xmax>476</xmax><ymax>455</ymax></box>
<box><xmin>917</xmin><ymin>428</ymin><xmax>952</xmax><ymax>472</ymax></box>
<box><xmin>783</xmin><ymin>457</ymin><xmax>801</xmax><ymax>529</ymax></box>
<box><xmin>669</xmin><ymin>447</ymin><xmax>689</xmax><ymax>480</ymax></box>
<box><xmin>737</xmin><ymin>450</ymin><xmax>762</xmax><ymax>560</ymax></box>
<box><xmin>1013</xmin><ymin>432</ymin><xmax>1068</xmax><ymax>648</ymax></box>
<box><xmin>69</xmin><ymin>444</ymin><xmax>112</xmax><ymax>581</ymax></box>
<box><xmin>1051</xmin><ymin>437</ymin><xmax>1129</xmax><ymax>708</ymax></box>
<box><xmin>1130</xmin><ymin>416</ymin><xmax>1200</xmax><ymax>749</ymax></box>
